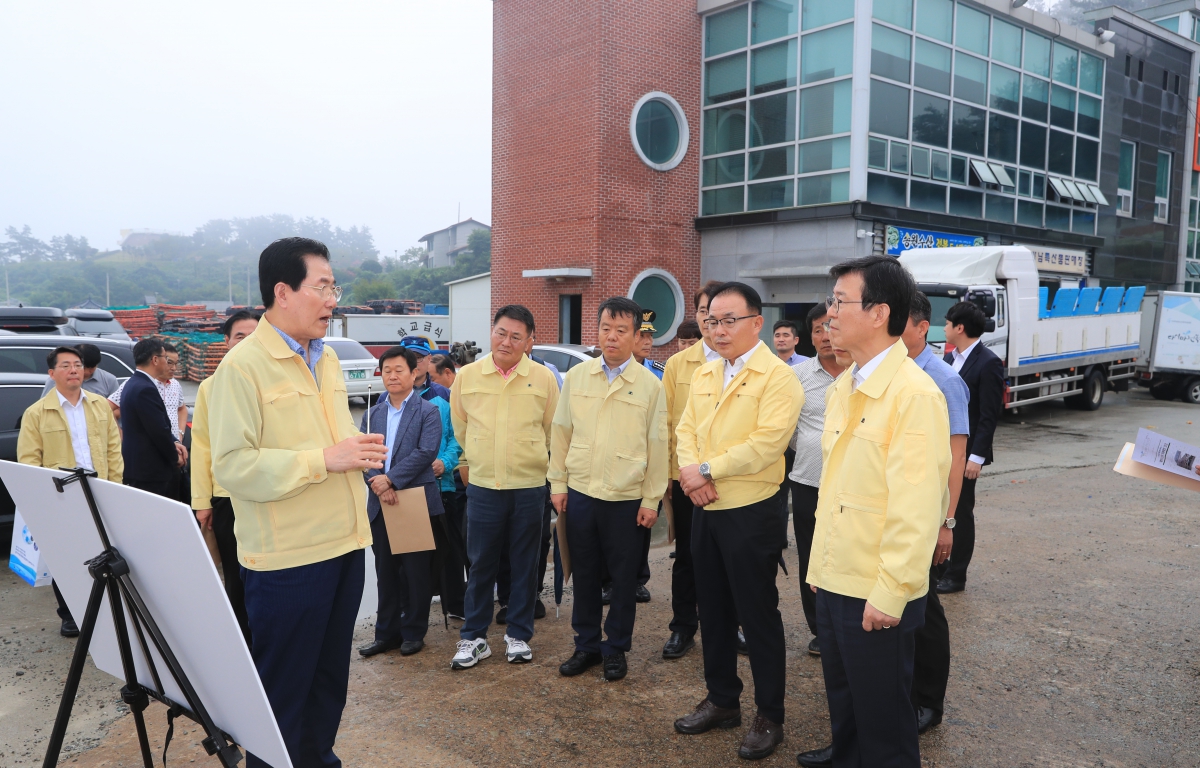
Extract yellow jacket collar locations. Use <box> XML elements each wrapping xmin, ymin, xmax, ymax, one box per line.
<box><xmin>256</xmin><ymin>319</ymin><xmax>304</xmax><ymax>361</ymax></box>
<box><xmin>853</xmin><ymin>340</ymin><xmax>910</xmax><ymax>399</ymax></box>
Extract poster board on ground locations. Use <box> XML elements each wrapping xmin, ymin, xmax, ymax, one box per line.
<box><xmin>8</xmin><ymin>509</ymin><xmax>52</xmax><ymax>587</ymax></box>
<box><xmin>0</xmin><ymin>461</ymin><xmax>291</xmax><ymax>768</ymax></box>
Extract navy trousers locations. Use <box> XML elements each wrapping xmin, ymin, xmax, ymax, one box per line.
<box><xmin>564</xmin><ymin>489</ymin><xmax>647</xmax><ymax>656</ymax></box>
<box><xmin>462</xmin><ymin>485</ymin><xmax>546</xmax><ymax>643</ymax></box>
<box><xmin>242</xmin><ymin>549</ymin><xmax>364</xmax><ymax>768</ymax></box>
<box><xmin>370</xmin><ymin>513</ymin><xmax>433</xmax><ymax>643</ymax></box>
<box><xmin>211</xmin><ymin>496</ymin><xmax>251</xmax><ymax>646</ymax></box>
<box><xmin>816</xmin><ymin>589</ymin><xmax>926</xmax><ymax>768</ymax></box>
<box><xmin>911</xmin><ymin>566</ymin><xmax>950</xmax><ymax>714</ymax></box>
<box><xmin>668</xmin><ymin>481</ymin><xmax>697</xmax><ymax>635</ymax></box>
<box><xmin>495</xmin><ymin>487</ymin><xmax>553</xmax><ymax>604</ymax></box>
<box><xmin>693</xmin><ymin>495</ymin><xmax>788</xmax><ymax>724</ymax></box>
<box><xmin>789</xmin><ymin>481</ymin><xmax>820</xmax><ymax>636</ymax></box>
<box><xmin>942</xmin><ymin>477</ymin><xmax>977</xmax><ymax>583</ymax></box>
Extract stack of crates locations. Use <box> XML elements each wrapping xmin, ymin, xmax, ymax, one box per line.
<box><xmin>108</xmin><ymin>306</ymin><xmax>159</xmax><ymax>339</ymax></box>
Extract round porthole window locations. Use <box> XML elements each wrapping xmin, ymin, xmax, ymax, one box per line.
<box><xmin>630</xmin><ymin>92</ymin><xmax>689</xmax><ymax>171</ymax></box>
<box><xmin>628</xmin><ymin>269</ymin><xmax>685</xmax><ymax>345</ymax></box>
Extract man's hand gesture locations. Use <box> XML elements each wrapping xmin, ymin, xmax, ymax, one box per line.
<box><xmin>324</xmin><ymin>434</ymin><xmax>387</xmax><ymax>472</ymax></box>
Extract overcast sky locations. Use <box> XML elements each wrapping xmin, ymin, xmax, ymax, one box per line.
<box><xmin>0</xmin><ymin>1</ymin><xmax>493</xmax><ymax>256</ymax></box>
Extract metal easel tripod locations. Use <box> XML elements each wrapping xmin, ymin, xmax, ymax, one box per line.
<box><xmin>42</xmin><ymin>467</ymin><xmax>243</xmax><ymax>768</ymax></box>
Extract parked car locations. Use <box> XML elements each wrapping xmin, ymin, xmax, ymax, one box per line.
<box><xmin>0</xmin><ymin>335</ymin><xmax>136</xmax><ymax>384</ymax></box>
<box><xmin>0</xmin><ymin>372</ymin><xmax>52</xmax><ymax>526</ymax></box>
<box><xmin>532</xmin><ymin>344</ymin><xmax>599</xmax><ymax>374</ymax></box>
<box><xmin>65</xmin><ymin>309</ymin><xmax>132</xmax><ymax>340</ymax></box>
<box><xmin>0</xmin><ymin>307</ymin><xmax>77</xmax><ymax>335</ymax></box>
<box><xmin>323</xmin><ymin>336</ymin><xmax>382</xmax><ymax>403</ymax></box>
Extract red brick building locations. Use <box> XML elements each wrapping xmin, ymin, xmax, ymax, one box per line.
<box><xmin>491</xmin><ymin>0</ymin><xmax>702</xmax><ymax>355</ymax></box>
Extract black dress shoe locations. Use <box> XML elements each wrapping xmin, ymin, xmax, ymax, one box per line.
<box><xmin>534</xmin><ymin>598</ymin><xmax>546</xmax><ymax>619</ymax></box>
<box><xmin>496</xmin><ymin>604</ymin><xmax>508</xmax><ymax>624</ymax></box>
<box><xmin>796</xmin><ymin>744</ymin><xmax>833</xmax><ymax>767</ymax></box>
<box><xmin>806</xmin><ymin>637</ymin><xmax>820</xmax><ymax>657</ymax></box>
<box><xmin>736</xmin><ymin>628</ymin><xmax>748</xmax><ymax>655</ymax></box>
<box><xmin>400</xmin><ymin>640</ymin><xmax>425</xmax><ymax>656</ymax></box>
<box><xmin>935</xmin><ymin>577</ymin><xmax>965</xmax><ymax>594</ymax></box>
<box><xmin>674</xmin><ymin>699</ymin><xmax>741</xmax><ymax>734</ymax></box>
<box><xmin>917</xmin><ymin>705</ymin><xmax>943</xmax><ymax>734</ymax></box>
<box><xmin>60</xmin><ymin>619</ymin><xmax>79</xmax><ymax>638</ymax></box>
<box><xmin>559</xmin><ymin>649</ymin><xmax>603</xmax><ymax>676</ymax></box>
<box><xmin>635</xmin><ymin>584</ymin><xmax>651</xmax><ymax>603</ymax></box>
<box><xmin>603</xmin><ymin>652</ymin><xmax>627</xmax><ymax>681</ymax></box>
<box><xmin>662</xmin><ymin>631</ymin><xmax>695</xmax><ymax>659</ymax></box>
<box><xmin>358</xmin><ymin>639</ymin><xmax>401</xmax><ymax>658</ymax></box>
<box><xmin>601</xmin><ymin>586</ymin><xmax>612</xmax><ymax>605</ymax></box>
<box><xmin>739</xmin><ymin>713</ymin><xmax>784</xmax><ymax>760</ymax></box>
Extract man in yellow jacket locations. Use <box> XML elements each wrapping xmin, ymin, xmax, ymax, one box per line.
<box><xmin>673</xmin><ymin>282</ymin><xmax>804</xmax><ymax>762</ymax></box>
<box><xmin>797</xmin><ymin>256</ymin><xmax>951</xmax><ymax>768</ymax></box>
<box><xmin>208</xmin><ymin>238</ymin><xmax>388</xmax><ymax>768</ymax></box>
<box><xmin>449</xmin><ymin>305</ymin><xmax>560</xmax><ymax>670</ymax></box>
<box><xmin>549</xmin><ymin>297</ymin><xmax>667</xmax><ymax>682</ymax></box>
<box><xmin>660</xmin><ymin>279</ymin><xmax>723</xmax><ymax>660</ymax></box>
<box><xmin>18</xmin><ymin>345</ymin><xmax>122</xmax><ymax>637</ymax></box>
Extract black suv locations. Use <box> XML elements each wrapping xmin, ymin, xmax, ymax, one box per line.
<box><xmin>0</xmin><ymin>307</ymin><xmax>77</xmax><ymax>335</ymax></box>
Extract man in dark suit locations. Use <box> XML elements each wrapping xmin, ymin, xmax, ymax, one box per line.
<box><xmin>121</xmin><ymin>338</ymin><xmax>186</xmax><ymax>497</ymax></box>
<box><xmin>937</xmin><ymin>301</ymin><xmax>1004</xmax><ymax>594</ymax></box>
<box><xmin>358</xmin><ymin>345</ymin><xmax>445</xmax><ymax>658</ymax></box>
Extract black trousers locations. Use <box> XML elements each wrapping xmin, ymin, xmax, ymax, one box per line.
<box><xmin>52</xmin><ymin>581</ymin><xmax>72</xmax><ymax>622</ymax></box>
<box><xmin>693</xmin><ymin>494</ymin><xmax>788</xmax><ymax>724</ymax></box>
<box><xmin>781</xmin><ymin>449</ymin><xmax>795</xmax><ymax>547</ymax></box>
<box><xmin>433</xmin><ymin>491</ymin><xmax>468</xmax><ymax>617</ymax></box>
<box><xmin>369</xmin><ymin>513</ymin><xmax>433</xmax><ymax>643</ymax></box>
<box><xmin>565</xmin><ymin>489</ymin><xmax>647</xmax><ymax>655</ymax></box>
<box><xmin>210</xmin><ymin>496</ymin><xmax>251</xmax><ymax>646</ymax></box>
<box><xmin>601</xmin><ymin>520</ymin><xmax>650</xmax><ymax>587</ymax></box>
<box><xmin>496</xmin><ymin>486</ymin><xmax>553</xmax><ymax>603</ymax></box>
<box><xmin>789</xmin><ymin>481</ymin><xmax>819</xmax><ymax>636</ymax></box>
<box><xmin>942</xmin><ymin>476</ymin><xmax>977</xmax><ymax>583</ymax></box>
<box><xmin>817</xmin><ymin>590</ymin><xmax>926</xmax><ymax>768</ymax></box>
<box><xmin>911</xmin><ymin>566</ymin><xmax>950</xmax><ymax>714</ymax></box>
<box><xmin>125</xmin><ymin>473</ymin><xmax>179</xmax><ymax>499</ymax></box>
<box><xmin>669</xmin><ymin>481</ymin><xmax>698</xmax><ymax>635</ymax></box>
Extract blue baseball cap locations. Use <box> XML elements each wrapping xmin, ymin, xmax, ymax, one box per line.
<box><xmin>399</xmin><ymin>335</ymin><xmax>433</xmax><ymax>356</ymax></box>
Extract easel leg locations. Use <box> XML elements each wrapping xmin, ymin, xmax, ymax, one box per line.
<box><xmin>105</xmin><ymin>578</ymin><xmax>155</xmax><ymax>768</ymax></box>
<box><xmin>42</xmin><ymin>579</ymin><xmax>105</xmax><ymax>768</ymax></box>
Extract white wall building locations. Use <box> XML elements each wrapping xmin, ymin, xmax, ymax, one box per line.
<box><xmin>446</xmin><ymin>271</ymin><xmax>491</xmax><ymax>352</ymax></box>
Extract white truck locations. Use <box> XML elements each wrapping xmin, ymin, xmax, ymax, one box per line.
<box><xmin>898</xmin><ymin>246</ymin><xmax>1144</xmax><ymax>411</ymax></box>
<box><xmin>1136</xmin><ymin>291</ymin><xmax>1200</xmax><ymax>404</ymax></box>
<box><xmin>325</xmin><ymin>312</ymin><xmax>451</xmax><ymax>357</ymax></box>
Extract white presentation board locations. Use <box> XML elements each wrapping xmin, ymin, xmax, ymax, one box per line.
<box><xmin>0</xmin><ymin>461</ymin><xmax>291</xmax><ymax>768</ymax></box>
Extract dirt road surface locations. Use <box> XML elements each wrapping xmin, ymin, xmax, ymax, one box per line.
<box><xmin>2</xmin><ymin>389</ymin><xmax>1198</xmax><ymax>767</ymax></box>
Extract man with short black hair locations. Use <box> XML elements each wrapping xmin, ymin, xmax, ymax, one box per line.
<box><xmin>936</xmin><ymin>301</ymin><xmax>1004</xmax><ymax>595</ymax></box>
<box><xmin>772</xmin><ymin>319</ymin><xmax>807</xmax><ymax>365</ymax></box>
<box><xmin>39</xmin><ymin>343</ymin><xmax>119</xmax><ymax>402</ymax></box>
<box><xmin>120</xmin><ymin>338</ymin><xmax>186</xmax><ymax>498</ymax></box>
<box><xmin>430</xmin><ymin>354</ymin><xmax>457</xmax><ymax>389</ymax></box>
<box><xmin>673</xmin><ymin>281</ymin><xmax>804</xmax><ymax>761</ymax></box>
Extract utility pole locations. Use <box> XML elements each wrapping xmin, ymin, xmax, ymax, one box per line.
<box><xmin>5</xmin><ymin>264</ymin><xmax>10</xmax><ymax>307</ymax></box>
<box><xmin>228</xmin><ymin>265</ymin><xmax>232</xmax><ymax>303</ymax></box>
<box><xmin>246</xmin><ymin>265</ymin><xmax>251</xmax><ymax>307</ymax></box>
<box><xmin>105</xmin><ymin>273</ymin><xmax>110</xmax><ymax>307</ymax></box>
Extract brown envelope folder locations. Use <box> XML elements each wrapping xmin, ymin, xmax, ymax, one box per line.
<box><xmin>380</xmin><ymin>487</ymin><xmax>436</xmax><ymax>554</ymax></box>
<box><xmin>1114</xmin><ymin>442</ymin><xmax>1200</xmax><ymax>492</ymax></box>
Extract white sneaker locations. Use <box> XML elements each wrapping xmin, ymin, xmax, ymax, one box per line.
<box><xmin>450</xmin><ymin>638</ymin><xmax>490</xmax><ymax>670</ymax></box>
<box><xmin>503</xmin><ymin>634</ymin><xmax>533</xmax><ymax>664</ymax></box>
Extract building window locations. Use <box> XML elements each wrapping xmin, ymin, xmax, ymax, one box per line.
<box><xmin>559</xmin><ymin>295</ymin><xmax>582</xmax><ymax>345</ymax></box>
<box><xmin>628</xmin><ymin>269</ymin><xmax>685</xmax><ymax>345</ymax></box>
<box><xmin>1156</xmin><ymin>150</ymin><xmax>1172</xmax><ymax>223</ymax></box>
<box><xmin>631</xmin><ymin>92</ymin><xmax>689</xmax><ymax>171</ymax></box>
<box><xmin>1117</xmin><ymin>141</ymin><xmax>1135</xmax><ymax>216</ymax></box>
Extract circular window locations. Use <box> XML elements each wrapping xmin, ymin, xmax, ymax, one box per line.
<box><xmin>628</xmin><ymin>269</ymin><xmax>685</xmax><ymax>345</ymax></box>
<box><xmin>630</xmin><ymin>92</ymin><xmax>689</xmax><ymax>171</ymax></box>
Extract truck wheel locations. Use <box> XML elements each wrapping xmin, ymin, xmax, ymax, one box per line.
<box><xmin>1183</xmin><ymin>378</ymin><xmax>1200</xmax><ymax>405</ymax></box>
<box><xmin>1071</xmin><ymin>369</ymin><xmax>1105</xmax><ymax>411</ymax></box>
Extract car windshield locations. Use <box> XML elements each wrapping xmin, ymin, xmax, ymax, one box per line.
<box><xmin>73</xmin><ymin>319</ymin><xmax>126</xmax><ymax>334</ymax></box>
<box><xmin>324</xmin><ymin>338</ymin><xmax>375</xmax><ymax>361</ymax></box>
<box><xmin>924</xmin><ymin>296</ymin><xmax>960</xmax><ymax>343</ymax></box>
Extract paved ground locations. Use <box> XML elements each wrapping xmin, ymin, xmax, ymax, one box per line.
<box><xmin>2</xmin><ymin>388</ymin><xmax>1199</xmax><ymax>767</ymax></box>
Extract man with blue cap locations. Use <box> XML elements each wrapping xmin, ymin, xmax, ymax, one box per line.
<box><xmin>400</xmin><ymin>335</ymin><xmax>451</xmax><ymax>403</ymax></box>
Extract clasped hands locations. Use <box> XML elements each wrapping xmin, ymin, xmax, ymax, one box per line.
<box><xmin>368</xmin><ymin>473</ymin><xmax>397</xmax><ymax>506</ymax></box>
<box><xmin>678</xmin><ymin>464</ymin><xmax>719</xmax><ymax>507</ymax></box>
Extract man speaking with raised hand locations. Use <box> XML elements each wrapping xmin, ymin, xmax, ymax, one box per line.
<box><xmin>209</xmin><ymin>237</ymin><xmax>388</xmax><ymax>768</ymax></box>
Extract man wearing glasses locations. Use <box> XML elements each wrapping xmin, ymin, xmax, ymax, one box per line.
<box><xmin>673</xmin><ymin>282</ymin><xmax>803</xmax><ymax>761</ymax></box>
<box><xmin>209</xmin><ymin>237</ymin><xmax>388</xmax><ymax>768</ymax></box>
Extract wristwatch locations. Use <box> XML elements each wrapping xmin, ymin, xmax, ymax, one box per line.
<box><xmin>942</xmin><ymin>517</ymin><xmax>956</xmax><ymax>529</ymax></box>
<box><xmin>699</xmin><ymin>462</ymin><xmax>713</xmax><ymax>481</ymax></box>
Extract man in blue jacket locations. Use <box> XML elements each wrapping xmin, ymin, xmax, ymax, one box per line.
<box><xmin>358</xmin><ymin>345</ymin><xmax>445</xmax><ymax>658</ymax></box>
<box><xmin>400</xmin><ymin>336</ymin><xmax>451</xmax><ymax>402</ymax></box>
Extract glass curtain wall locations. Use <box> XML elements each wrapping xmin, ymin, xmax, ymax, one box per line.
<box><xmin>1187</xmin><ymin>169</ymin><xmax>1200</xmax><ymax>292</ymax></box>
<box><xmin>862</xmin><ymin>0</ymin><xmax>1104</xmax><ymax>233</ymax></box>
<box><xmin>700</xmin><ymin>0</ymin><xmax>855</xmax><ymax>215</ymax></box>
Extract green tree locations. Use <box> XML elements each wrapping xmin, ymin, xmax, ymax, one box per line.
<box><xmin>359</xmin><ymin>258</ymin><xmax>382</xmax><ymax>274</ymax></box>
<box><xmin>350</xmin><ymin>276</ymin><xmax>396</xmax><ymax>304</ymax></box>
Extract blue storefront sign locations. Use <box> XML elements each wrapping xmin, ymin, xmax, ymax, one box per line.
<box><xmin>885</xmin><ymin>225</ymin><xmax>983</xmax><ymax>256</ymax></box>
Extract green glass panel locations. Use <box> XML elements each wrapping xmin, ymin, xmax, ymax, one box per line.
<box><xmin>1052</xmin><ymin>42</ymin><xmax>1077</xmax><ymax>86</ymax></box>
<box><xmin>954</xmin><ymin>52</ymin><xmax>987</xmax><ymax>105</ymax></box>
<box><xmin>1118</xmin><ymin>142</ymin><xmax>1133</xmax><ymax>190</ymax></box>
<box><xmin>1048</xmin><ymin>130</ymin><xmax>1073</xmax><ymax>176</ymax></box>
<box><xmin>703</xmin><ymin>154</ymin><xmax>747</xmax><ymax>186</ymax></box>
<box><xmin>869</xmin><ymin>137</ymin><xmax>889</xmax><ymax>169</ymax></box>
<box><xmin>1156</xmin><ymin>16</ymin><xmax>1180</xmax><ymax>33</ymax></box>
<box><xmin>747</xmin><ymin>179</ymin><xmax>794</xmax><ymax>210</ymax></box>
<box><xmin>1072</xmin><ymin>211</ymin><xmax>1095</xmax><ymax>234</ymax></box>
<box><xmin>868</xmin><ymin>173</ymin><xmax>908</xmax><ymax>206</ymax></box>
<box><xmin>752</xmin><ymin>0</ymin><xmax>798</xmax><ymax>44</ymax></box>
<box><xmin>1024</xmin><ymin>32</ymin><xmax>1050</xmax><ymax>77</ymax></box>
<box><xmin>702</xmin><ymin>186</ymin><xmax>744</xmax><ymax>215</ymax></box>
<box><xmin>1045</xmin><ymin>205</ymin><xmax>1070</xmax><ymax>231</ymax></box>
<box><xmin>1019</xmin><ymin>122</ymin><xmax>1046</xmax><ymax>169</ymax></box>
<box><xmin>872</xmin><ymin>24</ymin><xmax>911</xmax><ymax>83</ymax></box>
<box><xmin>706</xmin><ymin>5</ymin><xmax>748</xmax><ymax>57</ymax></box>
<box><xmin>915</xmin><ymin>0</ymin><xmax>953</xmax><ymax>42</ymax></box>
<box><xmin>797</xmin><ymin>172</ymin><xmax>850</xmax><ymax>205</ymax></box>
<box><xmin>931</xmin><ymin>150</ymin><xmax>949</xmax><ymax>180</ymax></box>
<box><xmin>1017</xmin><ymin>200</ymin><xmax>1043</xmax><ymax>227</ymax></box>
<box><xmin>1075</xmin><ymin>138</ymin><xmax>1098</xmax><ymax>181</ymax></box>
<box><xmin>891</xmin><ymin>142</ymin><xmax>909</xmax><ymax>173</ymax></box>
<box><xmin>914</xmin><ymin>39</ymin><xmax>951</xmax><ymax>94</ymax></box>
<box><xmin>910</xmin><ymin>180</ymin><xmax>946</xmax><ymax>212</ymax></box>
<box><xmin>1077</xmin><ymin>94</ymin><xmax>1100</xmax><ymax>137</ymax></box>
<box><xmin>748</xmin><ymin>146</ymin><xmax>794</xmax><ymax>180</ymax></box>
<box><xmin>1079</xmin><ymin>52</ymin><xmax>1104</xmax><ymax>95</ymax></box>
<box><xmin>1157</xmin><ymin>151</ymin><xmax>1171</xmax><ymax>198</ymax></box>
<box><xmin>955</xmin><ymin>3</ymin><xmax>989</xmax><ymax>55</ymax></box>
<box><xmin>949</xmin><ymin>187</ymin><xmax>982</xmax><ymax>217</ymax></box>
<box><xmin>870</xmin><ymin>80</ymin><xmax>910</xmax><ymax>139</ymax></box>
<box><xmin>635</xmin><ymin>100</ymin><xmax>680</xmax><ymax>164</ymax></box>
<box><xmin>989</xmin><ymin>65</ymin><xmax>1020</xmax><ymax>114</ymax></box>
<box><xmin>1192</xmin><ymin>168</ymin><xmax>1199</xmax><ymax>197</ymax></box>
<box><xmin>992</xmin><ymin>18</ymin><xmax>1021</xmax><ymax>67</ymax></box>
<box><xmin>749</xmin><ymin>91</ymin><xmax>796</xmax><ymax>146</ymax></box>
<box><xmin>1022</xmin><ymin>76</ymin><xmax>1048</xmax><ymax>122</ymax></box>
<box><xmin>988</xmin><ymin>113</ymin><xmax>1017</xmax><ymax>164</ymax></box>
<box><xmin>912</xmin><ymin>91</ymin><xmax>949</xmax><ymax>147</ymax></box>
<box><xmin>803</xmin><ymin>0</ymin><xmax>853</xmax><ymax>30</ymax></box>
<box><xmin>911</xmin><ymin>146</ymin><xmax>930</xmax><ymax>177</ymax></box>
<box><xmin>802</xmin><ymin>23</ymin><xmax>854</xmax><ymax>83</ymax></box>
<box><xmin>797</xmin><ymin>136</ymin><xmax>850</xmax><ymax>172</ymax></box>
<box><xmin>985</xmin><ymin>194</ymin><xmax>1014</xmax><ymax>223</ymax></box>
<box><xmin>874</xmin><ymin>0</ymin><xmax>912</xmax><ymax>29</ymax></box>
<box><xmin>1050</xmin><ymin>85</ymin><xmax>1075</xmax><ymax>130</ymax></box>
<box><xmin>752</xmin><ymin>39</ymin><xmax>797</xmax><ymax>94</ymax></box>
<box><xmin>703</xmin><ymin>105</ymin><xmax>747</xmax><ymax>155</ymax></box>
<box><xmin>632</xmin><ymin>276</ymin><xmax>677</xmax><ymax>339</ymax></box>
<box><xmin>706</xmin><ymin>54</ymin><xmax>748</xmax><ymax>105</ymax></box>
<box><xmin>951</xmin><ymin>102</ymin><xmax>985</xmax><ymax>155</ymax></box>
<box><xmin>800</xmin><ymin>79</ymin><xmax>852</xmax><ymax>138</ymax></box>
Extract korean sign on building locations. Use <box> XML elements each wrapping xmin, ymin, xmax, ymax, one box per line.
<box><xmin>1020</xmin><ymin>244</ymin><xmax>1089</xmax><ymax>275</ymax></box>
<box><xmin>885</xmin><ymin>225</ymin><xmax>984</xmax><ymax>256</ymax></box>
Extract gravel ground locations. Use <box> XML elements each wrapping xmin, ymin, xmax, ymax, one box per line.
<box><xmin>3</xmin><ymin>388</ymin><xmax>1199</xmax><ymax>767</ymax></box>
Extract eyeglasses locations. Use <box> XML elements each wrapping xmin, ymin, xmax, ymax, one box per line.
<box><xmin>54</xmin><ymin>363</ymin><xmax>84</xmax><ymax>371</ymax></box>
<box><xmin>702</xmin><ymin>314</ymin><xmax>760</xmax><ymax>330</ymax></box>
<box><xmin>825</xmin><ymin>296</ymin><xmax>864</xmax><ymax>313</ymax></box>
<box><xmin>492</xmin><ymin>328</ymin><xmax>527</xmax><ymax>344</ymax></box>
<box><xmin>301</xmin><ymin>283</ymin><xmax>343</xmax><ymax>302</ymax></box>
<box><xmin>821</xmin><ymin>321</ymin><xmax>832</xmax><ymax>332</ymax></box>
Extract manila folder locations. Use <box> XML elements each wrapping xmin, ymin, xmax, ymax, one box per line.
<box><xmin>381</xmin><ymin>487</ymin><xmax>435</xmax><ymax>554</ymax></box>
<box><xmin>1114</xmin><ymin>442</ymin><xmax>1200</xmax><ymax>493</ymax></box>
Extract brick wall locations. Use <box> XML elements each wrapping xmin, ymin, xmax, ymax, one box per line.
<box><xmin>492</xmin><ymin>0</ymin><xmax>702</xmax><ymax>359</ymax></box>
